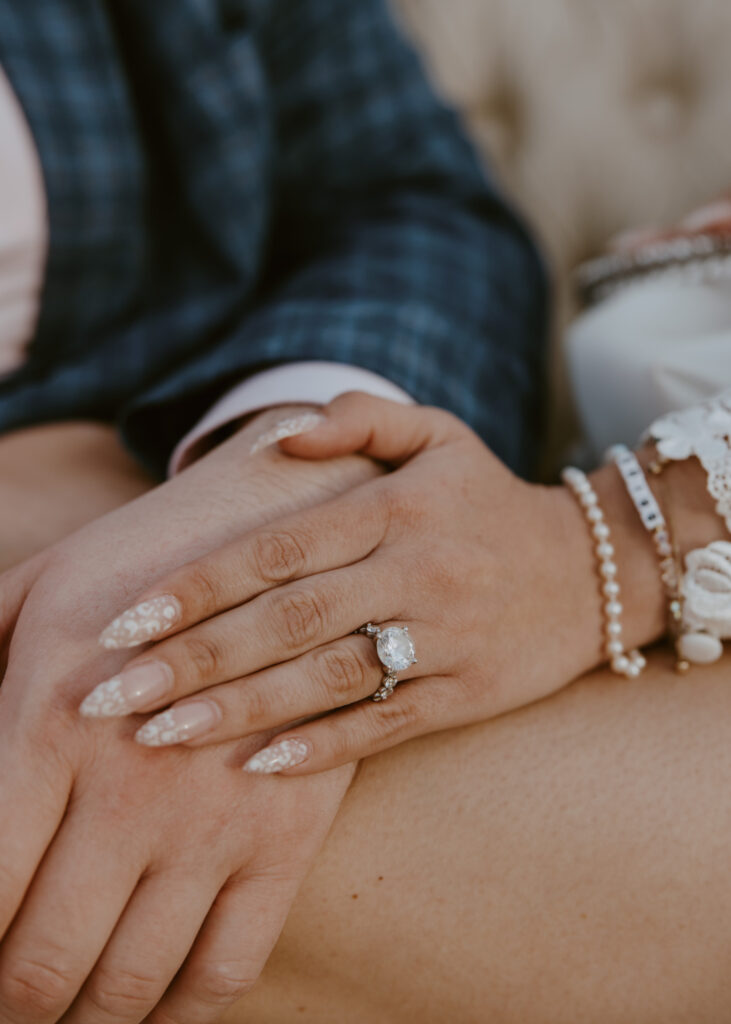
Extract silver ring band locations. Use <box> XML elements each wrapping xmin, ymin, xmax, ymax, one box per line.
<box><xmin>355</xmin><ymin>622</ymin><xmax>417</xmax><ymax>701</ymax></box>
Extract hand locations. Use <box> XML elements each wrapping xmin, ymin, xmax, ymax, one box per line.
<box><xmin>0</xmin><ymin>407</ymin><xmax>380</xmax><ymax>1024</ymax></box>
<box><xmin>0</xmin><ymin>421</ymin><xmax>152</xmax><ymax>571</ymax></box>
<box><xmin>76</xmin><ymin>393</ymin><xmax>609</xmax><ymax>776</ymax></box>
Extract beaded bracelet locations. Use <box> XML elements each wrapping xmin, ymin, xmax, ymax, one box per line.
<box><xmin>561</xmin><ymin>466</ymin><xmax>646</xmax><ymax>678</ymax></box>
<box><xmin>608</xmin><ymin>445</ymin><xmax>686</xmax><ymax>670</ymax></box>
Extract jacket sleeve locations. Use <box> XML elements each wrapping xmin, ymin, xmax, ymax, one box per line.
<box><xmin>121</xmin><ymin>0</ymin><xmax>548</xmax><ymax>477</ymax></box>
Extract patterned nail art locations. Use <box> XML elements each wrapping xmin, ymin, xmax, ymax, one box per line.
<box><xmin>80</xmin><ymin>661</ymin><xmax>173</xmax><ymax>718</ymax></box>
<box><xmin>250</xmin><ymin>413</ymin><xmax>325</xmax><ymax>455</ymax></box>
<box><xmin>243</xmin><ymin>738</ymin><xmax>310</xmax><ymax>773</ymax></box>
<box><xmin>99</xmin><ymin>595</ymin><xmax>182</xmax><ymax>650</ymax></box>
<box><xmin>79</xmin><ymin>675</ymin><xmax>129</xmax><ymax>717</ymax></box>
<box><xmin>134</xmin><ymin>701</ymin><xmax>220</xmax><ymax>746</ymax></box>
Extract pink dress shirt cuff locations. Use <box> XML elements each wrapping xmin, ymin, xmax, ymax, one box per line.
<box><xmin>168</xmin><ymin>361</ymin><xmax>414</xmax><ymax>474</ymax></box>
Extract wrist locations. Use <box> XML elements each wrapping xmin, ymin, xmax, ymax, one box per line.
<box><xmin>548</xmin><ymin>455</ymin><xmax>668</xmax><ymax>682</ymax></box>
<box><xmin>588</xmin><ymin>453</ymin><xmax>667</xmax><ymax>662</ymax></box>
<box><xmin>561</xmin><ymin>449</ymin><xmax>727</xmax><ymax>680</ymax></box>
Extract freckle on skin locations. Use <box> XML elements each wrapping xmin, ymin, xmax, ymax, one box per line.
<box><xmin>377</xmin><ymin>876</ymin><xmax>384</xmax><ymax>881</ymax></box>
<box><xmin>351</xmin><ymin>893</ymin><xmax>358</xmax><ymax>900</ymax></box>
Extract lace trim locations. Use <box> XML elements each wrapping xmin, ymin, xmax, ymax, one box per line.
<box><xmin>646</xmin><ymin>390</ymin><xmax>731</xmax><ymax>533</ymax></box>
<box><xmin>682</xmin><ymin>542</ymin><xmax>731</xmax><ymax>639</ymax></box>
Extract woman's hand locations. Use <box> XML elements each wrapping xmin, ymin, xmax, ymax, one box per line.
<box><xmin>0</xmin><ymin>406</ymin><xmax>380</xmax><ymax>1024</ymax></box>
<box><xmin>79</xmin><ymin>393</ymin><xmax>614</xmax><ymax>775</ymax></box>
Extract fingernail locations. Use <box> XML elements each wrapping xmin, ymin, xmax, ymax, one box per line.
<box><xmin>80</xmin><ymin>660</ymin><xmax>174</xmax><ymax>717</ymax></box>
<box><xmin>250</xmin><ymin>413</ymin><xmax>325</xmax><ymax>455</ymax></box>
<box><xmin>243</xmin><ymin>738</ymin><xmax>310</xmax><ymax>774</ymax></box>
<box><xmin>99</xmin><ymin>595</ymin><xmax>182</xmax><ymax>650</ymax></box>
<box><xmin>134</xmin><ymin>700</ymin><xmax>221</xmax><ymax>746</ymax></box>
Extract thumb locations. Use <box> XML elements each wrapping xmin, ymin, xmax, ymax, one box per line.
<box><xmin>278</xmin><ymin>391</ymin><xmax>465</xmax><ymax>466</ymax></box>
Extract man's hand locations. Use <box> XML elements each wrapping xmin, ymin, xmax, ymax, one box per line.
<box><xmin>0</xmin><ymin>406</ymin><xmax>381</xmax><ymax>1023</ymax></box>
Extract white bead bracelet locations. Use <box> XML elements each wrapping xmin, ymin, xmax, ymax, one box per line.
<box><xmin>561</xmin><ymin>466</ymin><xmax>646</xmax><ymax>678</ymax></box>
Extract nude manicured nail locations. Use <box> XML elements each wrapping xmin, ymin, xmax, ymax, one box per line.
<box><xmin>134</xmin><ymin>700</ymin><xmax>221</xmax><ymax>746</ymax></box>
<box><xmin>250</xmin><ymin>413</ymin><xmax>325</xmax><ymax>455</ymax></box>
<box><xmin>80</xmin><ymin>661</ymin><xmax>174</xmax><ymax>718</ymax></box>
<box><xmin>243</xmin><ymin>738</ymin><xmax>310</xmax><ymax>773</ymax></box>
<box><xmin>99</xmin><ymin>595</ymin><xmax>182</xmax><ymax>650</ymax></box>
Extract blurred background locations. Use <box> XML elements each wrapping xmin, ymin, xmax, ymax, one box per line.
<box><xmin>394</xmin><ymin>0</ymin><xmax>731</xmax><ymax>456</ymax></box>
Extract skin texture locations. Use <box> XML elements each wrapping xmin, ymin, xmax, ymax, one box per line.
<box><xmin>0</xmin><ymin>406</ymin><xmax>383</xmax><ymax>1024</ymax></box>
<box><xmin>0</xmin><ymin>422</ymin><xmax>153</xmax><ymax>572</ymax></box>
<box><xmin>225</xmin><ymin>645</ymin><xmax>731</xmax><ymax>1024</ymax></box>
<box><xmin>77</xmin><ymin>395</ymin><xmax>721</xmax><ymax>779</ymax></box>
<box><xmin>1</xmin><ymin>406</ymin><xmax>728</xmax><ymax>1023</ymax></box>
<box><xmin>79</xmin><ymin>396</ymin><xmax>606</xmax><ymax>771</ymax></box>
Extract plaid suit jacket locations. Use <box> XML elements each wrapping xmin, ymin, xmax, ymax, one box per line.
<box><xmin>0</xmin><ymin>0</ymin><xmax>547</xmax><ymax>476</ymax></box>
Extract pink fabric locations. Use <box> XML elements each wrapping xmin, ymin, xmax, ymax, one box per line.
<box><xmin>169</xmin><ymin>361</ymin><xmax>414</xmax><ymax>473</ymax></box>
<box><xmin>0</xmin><ymin>65</ymin><xmax>47</xmax><ymax>376</ymax></box>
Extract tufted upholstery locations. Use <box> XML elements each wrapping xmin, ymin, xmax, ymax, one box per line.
<box><xmin>393</xmin><ymin>0</ymin><xmax>731</xmax><ymax>451</ymax></box>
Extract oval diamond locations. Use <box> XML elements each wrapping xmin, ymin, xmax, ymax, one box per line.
<box><xmin>376</xmin><ymin>627</ymin><xmax>416</xmax><ymax>672</ymax></box>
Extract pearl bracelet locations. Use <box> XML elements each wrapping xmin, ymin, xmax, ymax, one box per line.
<box><xmin>561</xmin><ymin>466</ymin><xmax>646</xmax><ymax>678</ymax></box>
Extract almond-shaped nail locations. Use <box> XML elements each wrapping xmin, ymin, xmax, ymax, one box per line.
<box><xmin>250</xmin><ymin>413</ymin><xmax>325</xmax><ymax>455</ymax></box>
<box><xmin>80</xmin><ymin>660</ymin><xmax>174</xmax><ymax>718</ymax></box>
<box><xmin>243</xmin><ymin>738</ymin><xmax>310</xmax><ymax>773</ymax></box>
<box><xmin>99</xmin><ymin>595</ymin><xmax>182</xmax><ymax>650</ymax></box>
<box><xmin>134</xmin><ymin>700</ymin><xmax>221</xmax><ymax>746</ymax></box>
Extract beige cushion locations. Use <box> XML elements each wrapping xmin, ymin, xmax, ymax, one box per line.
<box><xmin>393</xmin><ymin>0</ymin><xmax>731</xmax><ymax>450</ymax></box>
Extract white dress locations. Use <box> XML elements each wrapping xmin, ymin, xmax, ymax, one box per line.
<box><xmin>567</xmin><ymin>210</ymin><xmax>731</xmax><ymax>457</ymax></box>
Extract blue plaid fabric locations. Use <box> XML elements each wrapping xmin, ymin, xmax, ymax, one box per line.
<box><xmin>0</xmin><ymin>0</ymin><xmax>547</xmax><ymax>477</ymax></box>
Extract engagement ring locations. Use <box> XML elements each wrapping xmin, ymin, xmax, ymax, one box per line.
<box><xmin>355</xmin><ymin>623</ymin><xmax>417</xmax><ymax>701</ymax></box>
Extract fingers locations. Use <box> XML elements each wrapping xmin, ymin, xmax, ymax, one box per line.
<box><xmin>65</xmin><ymin>870</ymin><xmax>221</xmax><ymax>1024</ymax></box>
<box><xmin>82</xmin><ymin>555</ymin><xmax>403</xmax><ymax>722</ymax></box>
<box><xmin>93</xmin><ymin>483</ymin><xmax>389</xmax><ymax>656</ymax></box>
<box><xmin>133</xmin><ymin>621</ymin><xmax>441</xmax><ymax>748</ymax></box>
<box><xmin>241</xmin><ymin>675</ymin><xmax>466</xmax><ymax>775</ymax></box>
<box><xmin>0</xmin><ymin>555</ymin><xmax>47</xmax><ymax>672</ymax></box>
<box><xmin>0</xmin><ymin>819</ymin><xmax>144</xmax><ymax>1024</ymax></box>
<box><xmin>147</xmin><ymin>872</ymin><xmax>302</xmax><ymax>1024</ymax></box>
<box><xmin>277</xmin><ymin>391</ymin><xmax>467</xmax><ymax>465</ymax></box>
<box><xmin>0</xmin><ymin>740</ymin><xmax>73</xmax><ymax>942</ymax></box>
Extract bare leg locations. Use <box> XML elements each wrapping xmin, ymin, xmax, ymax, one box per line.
<box><xmin>0</xmin><ymin>422</ymin><xmax>153</xmax><ymax>570</ymax></box>
<box><xmin>5</xmin><ymin>423</ymin><xmax>727</xmax><ymax>1020</ymax></box>
<box><xmin>228</xmin><ymin>649</ymin><xmax>731</xmax><ymax>1023</ymax></box>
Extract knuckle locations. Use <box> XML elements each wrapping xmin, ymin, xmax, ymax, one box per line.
<box><xmin>182</xmin><ymin>632</ymin><xmax>225</xmax><ymax>682</ymax></box>
<box><xmin>252</xmin><ymin>529</ymin><xmax>307</xmax><ymax>584</ymax></box>
<box><xmin>373</xmin><ymin>697</ymin><xmax>420</xmax><ymax>742</ymax></box>
<box><xmin>85</xmin><ymin>964</ymin><xmax>160</xmax><ymax>1017</ymax></box>
<box><xmin>315</xmin><ymin>645</ymin><xmax>367</xmax><ymax>701</ymax></box>
<box><xmin>240</xmin><ymin>684</ymin><xmax>274</xmax><ymax>728</ymax></box>
<box><xmin>184</xmin><ymin>563</ymin><xmax>222</xmax><ymax>610</ymax></box>
<box><xmin>272</xmin><ymin>589</ymin><xmax>329</xmax><ymax>650</ymax></box>
<box><xmin>193</xmin><ymin>963</ymin><xmax>257</xmax><ymax>1004</ymax></box>
<box><xmin>1</xmin><ymin>955</ymin><xmax>76</xmax><ymax>1017</ymax></box>
<box><xmin>381</xmin><ymin>485</ymin><xmax>422</xmax><ymax>531</ymax></box>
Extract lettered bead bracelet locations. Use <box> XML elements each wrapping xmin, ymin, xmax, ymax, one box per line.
<box><xmin>607</xmin><ymin>444</ymin><xmax>686</xmax><ymax>669</ymax></box>
<box><xmin>561</xmin><ymin>466</ymin><xmax>646</xmax><ymax>678</ymax></box>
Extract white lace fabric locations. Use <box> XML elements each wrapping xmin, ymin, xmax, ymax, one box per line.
<box><xmin>645</xmin><ymin>391</ymin><xmax>731</xmax><ymax>645</ymax></box>
<box><xmin>646</xmin><ymin>389</ymin><xmax>731</xmax><ymax>533</ymax></box>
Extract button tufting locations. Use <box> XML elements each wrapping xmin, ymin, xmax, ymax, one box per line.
<box><xmin>472</xmin><ymin>88</ymin><xmax>522</xmax><ymax>161</ymax></box>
